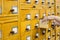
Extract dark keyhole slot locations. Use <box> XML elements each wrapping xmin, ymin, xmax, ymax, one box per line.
<box><xmin>35</xmin><ymin>1</ymin><xmax>38</xmax><ymax>3</ymax></box>
<box><xmin>51</xmin><ymin>24</ymin><xmax>55</xmax><ymax>29</ymax></box>
<box><xmin>42</xmin><ymin>30</ymin><xmax>45</xmax><ymax>35</ymax></box>
<box><xmin>52</xmin><ymin>34</ymin><xmax>55</xmax><ymax>37</ymax></box>
<box><xmin>26</xmin><ymin>0</ymin><xmax>28</xmax><ymax>1</ymax></box>
<box><xmin>26</xmin><ymin>0</ymin><xmax>30</xmax><ymax>4</ymax></box>
<box><xmin>35</xmin><ymin>26</ymin><xmax>38</xmax><ymax>28</ymax></box>
<box><xmin>49</xmin><ymin>6</ymin><xmax>51</xmax><ymax>8</ymax></box>
<box><xmin>35</xmin><ymin>16</ymin><xmax>38</xmax><ymax>18</ymax></box>
<box><xmin>10</xmin><ymin>9</ymin><xmax>14</xmax><ymax>12</ymax></box>
<box><xmin>48</xmin><ymin>38</ymin><xmax>50</xmax><ymax>40</ymax></box>
<box><xmin>57</xmin><ymin>6</ymin><xmax>59</xmax><ymax>8</ymax></box>
<box><xmin>33</xmin><ymin>6</ymin><xmax>36</xmax><ymax>8</ymax></box>
<box><xmin>26</xmin><ymin>28</ymin><xmax>30</xmax><ymax>31</ymax></box>
<box><xmin>10</xmin><ymin>31</ymin><xmax>14</xmax><ymax>35</ymax></box>
<box><xmin>35</xmin><ymin>36</ymin><xmax>38</xmax><ymax>38</ymax></box>
<box><xmin>52</xmin><ymin>3</ymin><xmax>54</xmax><ymax>5</ymax></box>
<box><xmin>52</xmin><ymin>14</ymin><xmax>54</xmax><ymax>15</ymax></box>
<box><xmin>48</xmin><ymin>2</ymin><xmax>50</xmax><ymax>4</ymax></box>
<box><xmin>26</xmin><ymin>18</ymin><xmax>30</xmax><ymax>20</ymax></box>
<box><xmin>42</xmin><ymin>2</ymin><xmax>44</xmax><ymax>5</ymax></box>
<box><xmin>48</xmin><ymin>29</ymin><xmax>50</xmax><ymax>32</ymax></box>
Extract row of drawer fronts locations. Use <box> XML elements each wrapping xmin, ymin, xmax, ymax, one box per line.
<box><xmin>20</xmin><ymin>0</ymin><xmax>54</xmax><ymax>5</ymax></box>
<box><xmin>0</xmin><ymin>6</ymin><xmax>55</xmax><ymax>15</ymax></box>
<box><xmin>0</xmin><ymin>0</ymin><xmax>55</xmax><ymax>10</ymax></box>
<box><xmin>21</xmin><ymin>33</ymin><xmax>39</xmax><ymax>40</ymax></box>
<box><xmin>20</xmin><ymin>5</ymin><xmax>54</xmax><ymax>10</ymax></box>
<box><xmin>21</xmin><ymin>29</ymin><xmax>40</xmax><ymax>40</ymax></box>
<box><xmin>0</xmin><ymin>21</ymin><xmax>54</xmax><ymax>39</ymax></box>
<box><xmin>19</xmin><ymin>0</ymin><xmax>55</xmax><ymax>9</ymax></box>
<box><xmin>20</xmin><ymin>28</ymin><xmax>57</xmax><ymax>39</ymax></box>
<box><xmin>0</xmin><ymin>22</ymin><xmax>59</xmax><ymax>39</ymax></box>
<box><xmin>0</xmin><ymin>0</ymin><xmax>55</xmax><ymax>4</ymax></box>
<box><xmin>20</xmin><ymin>9</ymin><xmax>55</xmax><ymax>21</ymax></box>
<box><xmin>0</xmin><ymin>6</ymin><xmax>54</xmax><ymax>15</ymax></box>
<box><xmin>0</xmin><ymin>29</ymin><xmax>40</xmax><ymax>40</ymax></box>
<box><xmin>21</xmin><ymin>20</ymin><xmax>39</xmax><ymax>34</ymax></box>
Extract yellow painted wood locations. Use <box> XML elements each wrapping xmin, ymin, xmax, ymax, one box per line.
<box><xmin>0</xmin><ymin>19</ymin><xmax>19</xmax><ymax>40</ymax></box>
<box><xmin>3</xmin><ymin>0</ymin><xmax>18</xmax><ymax>15</ymax></box>
<box><xmin>20</xmin><ymin>10</ymin><xmax>39</xmax><ymax>21</ymax></box>
<box><xmin>21</xmin><ymin>32</ymin><xmax>32</xmax><ymax>40</ymax></box>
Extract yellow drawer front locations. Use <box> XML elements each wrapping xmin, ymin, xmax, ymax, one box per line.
<box><xmin>40</xmin><ymin>9</ymin><xmax>46</xmax><ymax>19</ymax></box>
<box><xmin>46</xmin><ymin>9</ymin><xmax>51</xmax><ymax>16</ymax></box>
<box><xmin>32</xmin><ymin>29</ymin><xmax>40</xmax><ymax>40</ymax></box>
<box><xmin>50</xmin><ymin>10</ymin><xmax>55</xmax><ymax>15</ymax></box>
<box><xmin>21</xmin><ymin>32</ymin><xmax>32</xmax><ymax>40</ymax></box>
<box><xmin>47</xmin><ymin>32</ymin><xmax>51</xmax><ymax>40</ymax></box>
<box><xmin>40</xmin><ymin>29</ymin><xmax>47</xmax><ymax>40</ymax></box>
<box><xmin>1</xmin><ymin>21</ymin><xmax>19</xmax><ymax>40</ymax></box>
<box><xmin>31</xmin><ymin>20</ymin><xmax>39</xmax><ymax>30</ymax></box>
<box><xmin>56</xmin><ymin>28</ymin><xmax>60</xmax><ymax>40</ymax></box>
<box><xmin>40</xmin><ymin>0</ymin><xmax>46</xmax><ymax>9</ymax></box>
<box><xmin>51</xmin><ymin>37</ymin><xmax>56</xmax><ymax>40</ymax></box>
<box><xmin>56</xmin><ymin>36</ymin><xmax>60</xmax><ymax>40</ymax></box>
<box><xmin>51</xmin><ymin>0</ymin><xmax>55</xmax><ymax>6</ymax></box>
<box><xmin>3</xmin><ymin>0</ymin><xmax>18</xmax><ymax>15</ymax></box>
<box><xmin>20</xmin><ymin>21</ymin><xmax>32</xmax><ymax>36</ymax></box>
<box><xmin>46</xmin><ymin>0</ymin><xmax>51</xmax><ymax>6</ymax></box>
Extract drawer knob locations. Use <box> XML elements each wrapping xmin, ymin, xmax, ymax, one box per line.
<box><xmin>48</xmin><ymin>29</ymin><xmax>50</xmax><ymax>32</ymax></box>
<box><xmin>57</xmin><ymin>33</ymin><xmax>60</xmax><ymax>36</ymax></box>
<box><xmin>35</xmin><ymin>33</ymin><xmax>39</xmax><ymax>38</ymax></box>
<box><xmin>52</xmin><ymin>33</ymin><xmax>55</xmax><ymax>37</ymax></box>
<box><xmin>35</xmin><ymin>23</ymin><xmax>39</xmax><ymax>28</ymax></box>
<box><xmin>33</xmin><ymin>6</ymin><xmax>36</xmax><ymax>8</ymax></box>
<box><xmin>10</xmin><ymin>9</ymin><xmax>14</xmax><ymax>12</ymax></box>
<box><xmin>49</xmin><ymin>6</ymin><xmax>51</xmax><ymax>8</ymax></box>
<box><xmin>26</xmin><ymin>25</ymin><xmax>30</xmax><ymax>31</ymax></box>
<box><xmin>35</xmin><ymin>13</ymin><xmax>39</xmax><ymax>18</ymax></box>
<box><xmin>52</xmin><ymin>3</ymin><xmax>54</xmax><ymax>5</ymax></box>
<box><xmin>26</xmin><ymin>0</ymin><xmax>31</xmax><ymax>4</ymax></box>
<box><xmin>51</xmin><ymin>24</ymin><xmax>55</xmax><ymax>29</ymax></box>
<box><xmin>42</xmin><ymin>2</ymin><xmax>44</xmax><ymax>5</ymax></box>
<box><xmin>42</xmin><ymin>30</ymin><xmax>46</xmax><ymax>35</ymax></box>
<box><xmin>42</xmin><ymin>2</ymin><xmax>44</xmax><ymax>4</ymax></box>
<box><xmin>48</xmin><ymin>36</ymin><xmax>51</xmax><ymax>40</ymax></box>
<box><xmin>10</xmin><ymin>31</ymin><xmax>14</xmax><ymax>35</ymax></box>
<box><xmin>35</xmin><ymin>16</ymin><xmax>38</xmax><ymax>18</ymax></box>
<box><xmin>51</xmin><ymin>22</ymin><xmax>56</xmax><ymax>29</ymax></box>
<box><xmin>57</xmin><ymin>6</ymin><xmax>59</xmax><ymax>8</ymax></box>
<box><xmin>26</xmin><ymin>28</ymin><xmax>30</xmax><ymax>31</ymax></box>
<box><xmin>35</xmin><ymin>26</ymin><xmax>38</xmax><ymax>28</ymax></box>
<box><xmin>48</xmin><ymin>2</ymin><xmax>50</xmax><ymax>4</ymax></box>
<box><xmin>26</xmin><ymin>0</ymin><xmax>29</xmax><ymax>1</ymax></box>
<box><xmin>35</xmin><ymin>36</ymin><xmax>38</xmax><ymax>38</ymax></box>
<box><xmin>52</xmin><ymin>13</ymin><xmax>54</xmax><ymax>15</ymax></box>
<box><xmin>35</xmin><ymin>1</ymin><xmax>38</xmax><ymax>3</ymax></box>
